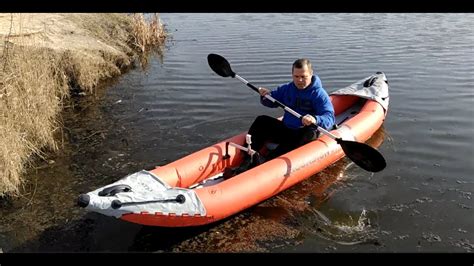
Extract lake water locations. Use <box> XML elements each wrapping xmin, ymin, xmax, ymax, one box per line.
<box><xmin>1</xmin><ymin>13</ymin><xmax>473</xmax><ymax>253</ymax></box>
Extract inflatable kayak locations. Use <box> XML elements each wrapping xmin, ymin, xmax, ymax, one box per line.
<box><xmin>77</xmin><ymin>70</ymin><xmax>389</xmax><ymax>227</ymax></box>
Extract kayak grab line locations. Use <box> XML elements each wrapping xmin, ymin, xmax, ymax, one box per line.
<box><xmin>110</xmin><ymin>194</ymin><xmax>186</xmax><ymax>209</ymax></box>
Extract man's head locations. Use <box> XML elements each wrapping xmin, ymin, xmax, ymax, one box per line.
<box><xmin>292</xmin><ymin>58</ymin><xmax>313</xmax><ymax>89</ymax></box>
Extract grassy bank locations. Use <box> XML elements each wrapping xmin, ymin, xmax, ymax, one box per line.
<box><xmin>0</xmin><ymin>13</ymin><xmax>166</xmax><ymax>197</ymax></box>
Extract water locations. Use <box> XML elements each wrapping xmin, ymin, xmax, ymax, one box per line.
<box><xmin>1</xmin><ymin>13</ymin><xmax>473</xmax><ymax>253</ymax></box>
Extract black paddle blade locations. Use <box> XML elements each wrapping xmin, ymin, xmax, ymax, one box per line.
<box><xmin>207</xmin><ymin>53</ymin><xmax>236</xmax><ymax>78</ymax></box>
<box><xmin>338</xmin><ymin>139</ymin><xmax>386</xmax><ymax>172</ymax></box>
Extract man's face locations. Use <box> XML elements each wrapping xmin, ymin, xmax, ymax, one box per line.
<box><xmin>292</xmin><ymin>65</ymin><xmax>313</xmax><ymax>89</ymax></box>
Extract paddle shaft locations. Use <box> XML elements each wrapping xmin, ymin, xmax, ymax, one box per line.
<box><xmin>235</xmin><ymin>74</ymin><xmax>338</xmax><ymax>140</ymax></box>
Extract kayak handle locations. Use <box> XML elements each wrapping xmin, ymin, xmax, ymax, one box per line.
<box><xmin>111</xmin><ymin>194</ymin><xmax>186</xmax><ymax>209</ymax></box>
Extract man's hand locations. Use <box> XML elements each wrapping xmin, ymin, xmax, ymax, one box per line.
<box><xmin>258</xmin><ymin>87</ymin><xmax>270</xmax><ymax>96</ymax></box>
<box><xmin>302</xmin><ymin>114</ymin><xmax>316</xmax><ymax>126</ymax></box>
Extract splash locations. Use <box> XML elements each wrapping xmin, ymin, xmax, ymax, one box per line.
<box><xmin>307</xmin><ymin>208</ymin><xmax>380</xmax><ymax>246</ymax></box>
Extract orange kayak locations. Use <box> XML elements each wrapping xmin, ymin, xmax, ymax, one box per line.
<box><xmin>77</xmin><ymin>72</ymin><xmax>389</xmax><ymax>227</ymax></box>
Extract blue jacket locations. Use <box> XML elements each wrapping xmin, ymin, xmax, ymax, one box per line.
<box><xmin>261</xmin><ymin>75</ymin><xmax>335</xmax><ymax>130</ymax></box>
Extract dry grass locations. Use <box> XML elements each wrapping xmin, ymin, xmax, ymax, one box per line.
<box><xmin>129</xmin><ymin>13</ymin><xmax>166</xmax><ymax>67</ymax></box>
<box><xmin>0</xmin><ymin>13</ymin><xmax>166</xmax><ymax>197</ymax></box>
<box><xmin>130</xmin><ymin>13</ymin><xmax>166</xmax><ymax>54</ymax></box>
<box><xmin>0</xmin><ymin>45</ymin><xmax>67</xmax><ymax>196</ymax></box>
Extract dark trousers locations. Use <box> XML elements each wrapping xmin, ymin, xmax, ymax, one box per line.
<box><xmin>247</xmin><ymin>115</ymin><xmax>319</xmax><ymax>160</ymax></box>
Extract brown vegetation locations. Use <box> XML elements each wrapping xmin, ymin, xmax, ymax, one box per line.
<box><xmin>0</xmin><ymin>13</ymin><xmax>166</xmax><ymax>197</ymax></box>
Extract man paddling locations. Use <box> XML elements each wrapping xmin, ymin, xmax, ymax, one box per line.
<box><xmin>232</xmin><ymin>58</ymin><xmax>336</xmax><ymax>175</ymax></box>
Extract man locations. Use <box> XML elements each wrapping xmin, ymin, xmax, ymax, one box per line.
<box><xmin>231</xmin><ymin>58</ymin><xmax>335</xmax><ymax>175</ymax></box>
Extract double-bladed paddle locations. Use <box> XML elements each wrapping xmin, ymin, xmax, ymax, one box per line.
<box><xmin>207</xmin><ymin>53</ymin><xmax>386</xmax><ymax>172</ymax></box>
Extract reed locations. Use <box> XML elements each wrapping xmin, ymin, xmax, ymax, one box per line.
<box><xmin>0</xmin><ymin>13</ymin><xmax>166</xmax><ymax>197</ymax></box>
